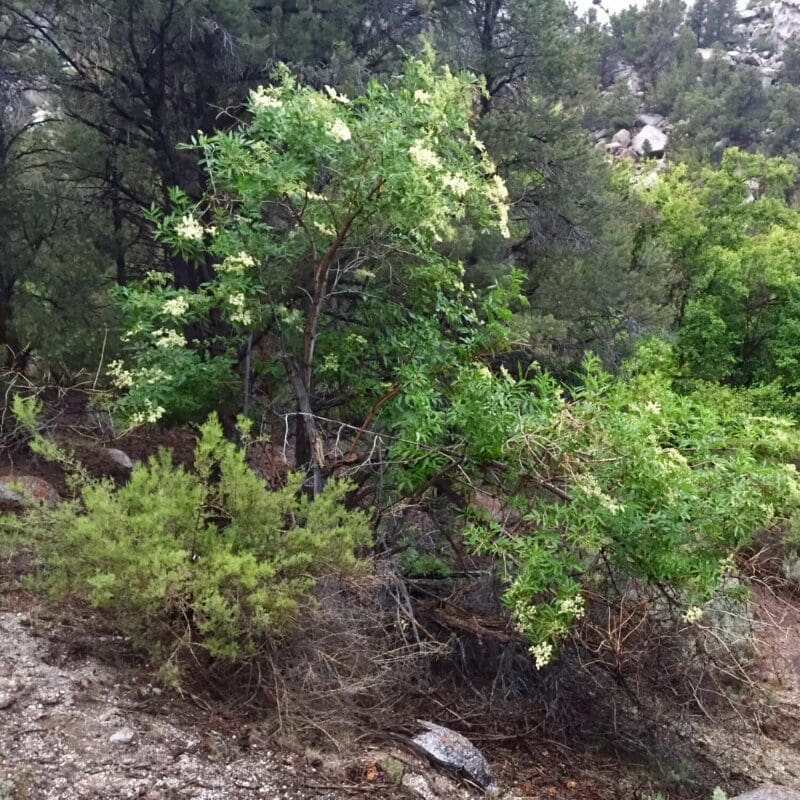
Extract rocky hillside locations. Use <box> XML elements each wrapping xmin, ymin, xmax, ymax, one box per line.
<box><xmin>594</xmin><ymin>0</ymin><xmax>800</xmax><ymax>163</ymax></box>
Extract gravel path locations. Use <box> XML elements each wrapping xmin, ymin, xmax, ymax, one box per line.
<box><xmin>0</xmin><ymin>610</ymin><xmax>383</xmax><ymax>800</ymax></box>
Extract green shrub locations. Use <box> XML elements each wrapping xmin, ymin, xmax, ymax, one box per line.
<box><xmin>457</xmin><ymin>352</ymin><xmax>800</xmax><ymax>662</ymax></box>
<box><xmin>4</xmin><ymin>416</ymin><xmax>370</xmax><ymax>669</ymax></box>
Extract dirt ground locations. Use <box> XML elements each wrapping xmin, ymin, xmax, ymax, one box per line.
<box><xmin>0</xmin><ymin>576</ymin><xmax>690</xmax><ymax>800</ymax></box>
<box><xmin>0</xmin><ymin>595</ymin><xmax>388</xmax><ymax>800</ymax></box>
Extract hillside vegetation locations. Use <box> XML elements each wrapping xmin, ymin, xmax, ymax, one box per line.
<box><xmin>3</xmin><ymin>1</ymin><xmax>800</xmax><ymax>798</ymax></box>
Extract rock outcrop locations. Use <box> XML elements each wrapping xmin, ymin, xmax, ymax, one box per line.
<box><xmin>632</xmin><ymin>124</ymin><xmax>668</xmax><ymax>157</ymax></box>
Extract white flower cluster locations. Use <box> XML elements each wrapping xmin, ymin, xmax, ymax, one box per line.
<box><xmin>682</xmin><ymin>605</ymin><xmax>704</xmax><ymax>624</ymax></box>
<box><xmin>144</xmin><ymin>367</ymin><xmax>169</xmax><ymax>385</ymax></box>
<box><xmin>313</xmin><ymin>220</ymin><xmax>336</xmax><ymax>237</ymax></box>
<box><xmin>108</xmin><ymin>359</ymin><xmax>134</xmax><ymax>389</ymax></box>
<box><xmin>719</xmin><ymin>553</ymin><xmax>737</xmax><ymax>576</ymax></box>
<box><xmin>511</xmin><ymin>598</ymin><xmax>538</xmax><ymax>635</ymax></box>
<box><xmin>251</xmin><ymin>141</ymin><xmax>271</xmax><ymax>161</ymax></box>
<box><xmin>529</xmin><ymin>641</ymin><xmax>554</xmax><ymax>669</ymax></box>
<box><xmin>558</xmin><ymin>594</ymin><xmax>586</xmax><ymax>619</ymax></box>
<box><xmin>324</xmin><ymin>85</ymin><xmax>350</xmax><ymax>104</ymax></box>
<box><xmin>108</xmin><ymin>359</ymin><xmax>173</xmax><ymax>395</ymax></box>
<box><xmin>250</xmin><ymin>87</ymin><xmax>283</xmax><ymax>111</ymax></box>
<box><xmin>129</xmin><ymin>399</ymin><xmax>165</xmax><ymax>427</ymax></box>
<box><xmin>145</xmin><ymin>270</ymin><xmax>169</xmax><ymax>285</ymax></box>
<box><xmin>218</xmin><ymin>251</ymin><xmax>255</xmax><ymax>274</ymax></box>
<box><xmin>664</xmin><ymin>448</ymin><xmax>689</xmax><ymax>467</ymax></box>
<box><xmin>413</xmin><ymin>89</ymin><xmax>432</xmax><ymax>103</ymax></box>
<box><xmin>441</xmin><ymin>173</ymin><xmax>470</xmax><ymax>198</ymax></box>
<box><xmin>152</xmin><ymin>328</ymin><xmax>186</xmax><ymax>348</ymax></box>
<box><xmin>483</xmin><ymin>174</ymin><xmax>511</xmax><ymax>238</ymax></box>
<box><xmin>175</xmin><ymin>214</ymin><xmax>205</xmax><ymax>242</ymax></box>
<box><xmin>163</xmin><ymin>296</ymin><xmax>189</xmax><ymax>317</ymax></box>
<box><xmin>409</xmin><ymin>139</ymin><xmax>442</xmax><ymax>170</ymax></box>
<box><xmin>485</xmin><ymin>173</ymin><xmax>509</xmax><ymax>204</ymax></box>
<box><xmin>228</xmin><ymin>293</ymin><xmax>252</xmax><ymax>326</ymax></box>
<box><xmin>575</xmin><ymin>473</ymin><xmax>625</xmax><ymax>515</ymax></box>
<box><xmin>468</xmin><ymin>129</ymin><xmax>486</xmax><ymax>152</ymax></box>
<box><xmin>328</xmin><ymin>118</ymin><xmax>352</xmax><ymax>142</ymax></box>
<box><xmin>495</xmin><ymin>205</ymin><xmax>511</xmax><ymax>239</ymax></box>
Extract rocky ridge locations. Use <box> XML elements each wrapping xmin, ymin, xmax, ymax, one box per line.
<box><xmin>595</xmin><ymin>0</ymin><xmax>800</xmax><ymax>164</ymax></box>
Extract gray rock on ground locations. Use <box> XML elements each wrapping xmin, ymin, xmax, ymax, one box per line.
<box><xmin>732</xmin><ymin>787</ymin><xmax>800</xmax><ymax>800</ymax></box>
<box><xmin>0</xmin><ymin>475</ymin><xmax>60</xmax><ymax>508</ymax></box>
<box><xmin>412</xmin><ymin>721</ymin><xmax>498</xmax><ymax>795</ymax></box>
<box><xmin>101</xmin><ymin>447</ymin><xmax>134</xmax><ymax>471</ymax></box>
<box><xmin>109</xmin><ymin>726</ymin><xmax>136</xmax><ymax>745</ymax></box>
<box><xmin>632</xmin><ymin>124</ymin><xmax>667</xmax><ymax>157</ymax></box>
<box><xmin>611</xmin><ymin>128</ymin><xmax>631</xmax><ymax>147</ymax></box>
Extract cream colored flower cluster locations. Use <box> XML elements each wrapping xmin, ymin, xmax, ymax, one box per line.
<box><xmin>409</xmin><ymin>140</ymin><xmax>442</xmax><ymax>170</ymax></box>
<box><xmin>163</xmin><ymin>296</ymin><xmax>189</xmax><ymax>317</ymax></box>
<box><xmin>324</xmin><ymin>85</ymin><xmax>350</xmax><ymax>104</ymax></box>
<box><xmin>441</xmin><ymin>173</ymin><xmax>470</xmax><ymax>197</ymax></box>
<box><xmin>575</xmin><ymin>473</ymin><xmax>625</xmax><ymax>515</ymax></box>
<box><xmin>484</xmin><ymin>174</ymin><xmax>511</xmax><ymax>238</ymax></box>
<box><xmin>107</xmin><ymin>360</ymin><xmax>134</xmax><ymax>389</ymax></box>
<box><xmin>558</xmin><ymin>594</ymin><xmax>586</xmax><ymax>619</ymax></box>
<box><xmin>129</xmin><ymin>399</ymin><xmax>166</xmax><ymax>426</ymax></box>
<box><xmin>152</xmin><ymin>328</ymin><xmax>186</xmax><ymax>348</ymax></box>
<box><xmin>249</xmin><ymin>86</ymin><xmax>283</xmax><ymax>111</ymax></box>
<box><xmin>228</xmin><ymin>293</ymin><xmax>252</xmax><ymax>326</ymax></box>
<box><xmin>529</xmin><ymin>641</ymin><xmax>554</xmax><ymax>669</ymax></box>
<box><xmin>327</xmin><ymin>118</ymin><xmax>352</xmax><ymax>142</ymax></box>
<box><xmin>682</xmin><ymin>605</ymin><xmax>704</xmax><ymax>624</ymax></box>
<box><xmin>175</xmin><ymin>214</ymin><xmax>205</xmax><ymax>242</ymax></box>
<box><xmin>217</xmin><ymin>251</ymin><xmax>255</xmax><ymax>274</ymax></box>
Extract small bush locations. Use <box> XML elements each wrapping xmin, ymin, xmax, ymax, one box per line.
<box><xmin>3</xmin><ymin>416</ymin><xmax>370</xmax><ymax>669</ymax></box>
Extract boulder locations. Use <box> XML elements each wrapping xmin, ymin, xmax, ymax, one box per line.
<box><xmin>732</xmin><ymin>787</ymin><xmax>800</xmax><ymax>800</ymax></box>
<box><xmin>611</xmin><ymin>128</ymin><xmax>631</xmax><ymax>147</ymax></box>
<box><xmin>612</xmin><ymin>61</ymin><xmax>643</xmax><ymax>95</ymax></box>
<box><xmin>636</xmin><ymin>113</ymin><xmax>667</xmax><ymax>129</ymax></box>
<box><xmin>751</xmin><ymin>21</ymin><xmax>773</xmax><ymax>40</ymax></box>
<box><xmin>632</xmin><ymin>124</ymin><xmax>667</xmax><ymax>157</ymax></box>
<box><xmin>760</xmin><ymin>66</ymin><xmax>779</xmax><ymax>85</ymax></box>
<box><xmin>101</xmin><ymin>448</ymin><xmax>134</xmax><ymax>472</ymax></box>
<box><xmin>739</xmin><ymin>52</ymin><xmax>764</xmax><ymax>66</ymax></box>
<box><xmin>0</xmin><ymin>475</ymin><xmax>60</xmax><ymax>509</ymax></box>
<box><xmin>773</xmin><ymin>0</ymin><xmax>800</xmax><ymax>53</ymax></box>
<box><xmin>739</xmin><ymin>5</ymin><xmax>771</xmax><ymax>22</ymax></box>
<box><xmin>411</xmin><ymin>721</ymin><xmax>498</xmax><ymax>796</ymax></box>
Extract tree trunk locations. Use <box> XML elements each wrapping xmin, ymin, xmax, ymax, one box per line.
<box><xmin>0</xmin><ymin>283</ymin><xmax>24</xmax><ymax>370</ymax></box>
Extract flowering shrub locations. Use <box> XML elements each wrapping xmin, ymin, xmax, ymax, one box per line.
<box><xmin>6</xmin><ymin>416</ymin><xmax>370</xmax><ymax>672</ymax></box>
<box><xmin>112</xmin><ymin>59</ymin><xmax>513</xmax><ymax>438</ymax></box>
<box><xmin>458</xmin><ymin>352</ymin><xmax>800</xmax><ymax>664</ymax></box>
